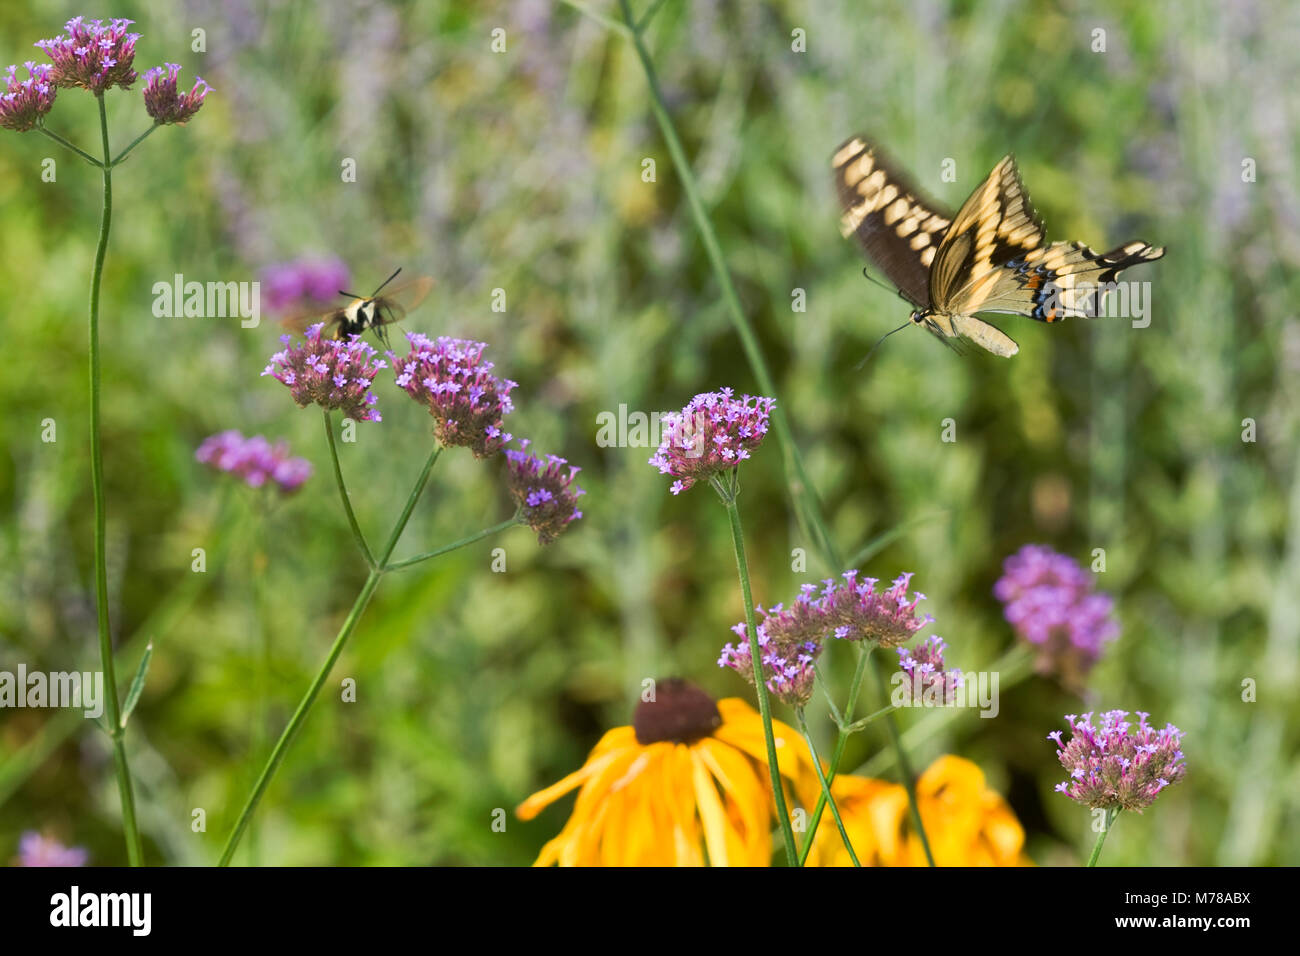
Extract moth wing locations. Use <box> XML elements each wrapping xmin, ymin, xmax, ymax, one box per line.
<box><xmin>372</xmin><ymin>276</ymin><xmax>435</xmax><ymax>325</ymax></box>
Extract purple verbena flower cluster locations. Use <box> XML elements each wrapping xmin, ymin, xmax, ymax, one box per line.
<box><xmin>648</xmin><ymin>388</ymin><xmax>775</xmax><ymax>495</ymax></box>
<box><xmin>34</xmin><ymin>17</ymin><xmax>139</xmax><ymax>93</ymax></box>
<box><xmin>994</xmin><ymin>544</ymin><xmax>1118</xmax><ymax>687</ymax></box>
<box><xmin>719</xmin><ymin>630</ymin><xmax>820</xmax><ymax>709</ymax></box>
<box><xmin>263</xmin><ymin>323</ymin><xmax>385</xmax><ymax>423</ymax></box>
<box><xmin>261</xmin><ymin>258</ymin><xmax>351</xmax><ymax>314</ymax></box>
<box><xmin>718</xmin><ymin>569</ymin><xmax>932</xmax><ymax>707</ymax></box>
<box><xmin>17</xmin><ymin>832</ymin><xmax>87</xmax><ymax>867</ymax></box>
<box><xmin>0</xmin><ymin>62</ymin><xmax>56</xmax><ymax>131</ymax></box>
<box><xmin>896</xmin><ymin>635</ymin><xmax>964</xmax><ymax>705</ymax></box>
<box><xmin>195</xmin><ymin>430</ymin><xmax>312</xmax><ymax>494</ymax></box>
<box><xmin>142</xmin><ymin>63</ymin><xmax>210</xmax><ymax>124</ymax></box>
<box><xmin>1049</xmin><ymin>710</ymin><xmax>1187</xmax><ymax>813</ymax></box>
<box><xmin>504</xmin><ymin>439</ymin><xmax>585</xmax><ymax>545</ymax></box>
<box><xmin>391</xmin><ymin>334</ymin><xmax>516</xmax><ymax>457</ymax></box>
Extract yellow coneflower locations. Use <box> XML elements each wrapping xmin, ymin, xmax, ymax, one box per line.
<box><xmin>516</xmin><ymin>679</ymin><xmax>818</xmax><ymax>866</ymax></box>
<box><xmin>810</xmin><ymin>754</ymin><xmax>1032</xmax><ymax>866</ymax></box>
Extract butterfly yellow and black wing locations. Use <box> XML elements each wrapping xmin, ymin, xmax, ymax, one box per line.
<box><xmin>928</xmin><ymin>155</ymin><xmax>1164</xmax><ymax>354</ymax></box>
<box><xmin>832</xmin><ymin>136</ymin><xmax>953</xmax><ymax>308</ymax></box>
<box><xmin>976</xmin><ymin>240</ymin><xmax>1165</xmax><ymax>322</ymax></box>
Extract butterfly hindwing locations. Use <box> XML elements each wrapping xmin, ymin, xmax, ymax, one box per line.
<box><xmin>833</xmin><ymin>136</ymin><xmax>953</xmax><ymax>307</ymax></box>
<box><xmin>983</xmin><ymin>240</ymin><xmax>1166</xmax><ymax>321</ymax></box>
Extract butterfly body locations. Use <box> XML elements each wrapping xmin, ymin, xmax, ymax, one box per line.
<box><xmin>833</xmin><ymin>136</ymin><xmax>1165</xmax><ymax>356</ymax></box>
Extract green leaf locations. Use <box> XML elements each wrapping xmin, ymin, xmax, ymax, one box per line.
<box><xmin>120</xmin><ymin>642</ymin><xmax>154</xmax><ymax>729</ymax></box>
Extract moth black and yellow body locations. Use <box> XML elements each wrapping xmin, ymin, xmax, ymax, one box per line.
<box><xmin>283</xmin><ymin>270</ymin><xmax>435</xmax><ymax>345</ymax></box>
<box><xmin>833</xmin><ymin>136</ymin><xmax>1165</xmax><ymax>356</ymax></box>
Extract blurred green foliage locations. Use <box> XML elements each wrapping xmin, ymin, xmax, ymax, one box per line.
<box><xmin>1</xmin><ymin>0</ymin><xmax>1297</xmax><ymax>865</ymax></box>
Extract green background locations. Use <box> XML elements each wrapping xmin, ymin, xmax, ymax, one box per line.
<box><xmin>1</xmin><ymin>0</ymin><xmax>1297</xmax><ymax>865</ymax></box>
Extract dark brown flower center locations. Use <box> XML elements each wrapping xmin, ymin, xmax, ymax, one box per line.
<box><xmin>633</xmin><ymin>678</ymin><xmax>722</xmax><ymax>745</ymax></box>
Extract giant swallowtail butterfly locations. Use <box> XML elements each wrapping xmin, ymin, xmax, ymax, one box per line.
<box><xmin>833</xmin><ymin>136</ymin><xmax>1165</xmax><ymax>356</ymax></box>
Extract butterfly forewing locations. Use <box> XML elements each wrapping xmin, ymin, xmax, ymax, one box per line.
<box><xmin>833</xmin><ymin>136</ymin><xmax>953</xmax><ymax>307</ymax></box>
<box><xmin>931</xmin><ymin>155</ymin><xmax>1047</xmax><ymax>314</ymax></box>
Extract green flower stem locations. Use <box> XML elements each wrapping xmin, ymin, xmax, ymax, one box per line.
<box><xmin>220</xmin><ymin>442</ymin><xmax>504</xmax><ymax>865</ymax></box>
<box><xmin>796</xmin><ymin>708</ymin><xmax>859</xmax><ymax>866</ymax></box>
<box><xmin>109</xmin><ymin>123</ymin><xmax>159</xmax><ymax>167</ymax></box>
<box><xmin>385</xmin><ymin>513</ymin><xmax>521</xmax><ymax>571</ymax></box>
<box><xmin>713</xmin><ymin>474</ymin><xmax>798</xmax><ymax>866</ymax></box>
<box><xmin>851</xmin><ymin>644</ymin><xmax>1035</xmax><ymax>778</ymax></box>
<box><xmin>36</xmin><ymin>124</ymin><xmax>103</xmax><ymax>167</ymax></box>
<box><xmin>84</xmin><ymin>92</ymin><xmax>143</xmax><ymax>867</ymax></box>
<box><xmin>559</xmin><ymin>0</ymin><xmax>633</xmax><ymax>36</ymax></box>
<box><xmin>1087</xmin><ymin>809</ymin><xmax>1120</xmax><ymax>866</ymax></box>
<box><xmin>324</xmin><ymin>409</ymin><xmax>376</xmax><ymax>568</ymax></box>
<box><xmin>615</xmin><ymin>0</ymin><xmax>836</xmax><ymax>568</ymax></box>
<box><xmin>876</xmin><ymin>661</ymin><xmax>936</xmax><ymax>867</ymax></box>
<box><xmin>843</xmin><ymin>703</ymin><xmax>899</xmax><ymax>734</ymax></box>
<box><xmin>614</xmin><ymin>0</ymin><xmax>935</xmax><ymax>867</ymax></box>
<box><xmin>797</xmin><ymin>646</ymin><xmax>871</xmax><ymax>866</ymax></box>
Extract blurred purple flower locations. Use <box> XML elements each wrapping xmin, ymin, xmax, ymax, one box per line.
<box><xmin>994</xmin><ymin>545</ymin><xmax>1118</xmax><ymax>688</ymax></box>
<box><xmin>504</xmin><ymin>439</ymin><xmax>585</xmax><ymax>545</ymax></box>
<box><xmin>391</xmin><ymin>334</ymin><xmax>516</xmax><ymax>458</ymax></box>
<box><xmin>142</xmin><ymin>62</ymin><xmax>210</xmax><ymax>124</ymax></box>
<box><xmin>261</xmin><ymin>258</ymin><xmax>351</xmax><ymax>314</ymax></box>
<box><xmin>17</xmin><ymin>832</ymin><xmax>87</xmax><ymax>867</ymax></box>
<box><xmin>896</xmin><ymin>636</ymin><xmax>964</xmax><ymax>705</ymax></box>
<box><xmin>35</xmin><ymin>17</ymin><xmax>139</xmax><ymax>93</ymax></box>
<box><xmin>1049</xmin><ymin>710</ymin><xmax>1186</xmax><ymax>813</ymax></box>
<box><xmin>195</xmin><ymin>429</ymin><xmax>312</xmax><ymax>494</ymax></box>
<box><xmin>263</xmin><ymin>323</ymin><xmax>385</xmax><ymax>423</ymax></box>
<box><xmin>0</xmin><ymin>62</ymin><xmax>56</xmax><ymax>131</ymax></box>
<box><xmin>719</xmin><ymin>631</ymin><xmax>819</xmax><ymax>709</ymax></box>
<box><xmin>648</xmin><ymin>388</ymin><xmax>775</xmax><ymax>495</ymax></box>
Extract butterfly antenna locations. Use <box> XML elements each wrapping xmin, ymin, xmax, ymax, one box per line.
<box><xmin>860</xmin><ymin>266</ymin><xmax>895</xmax><ymax>295</ymax></box>
<box><xmin>371</xmin><ymin>267</ymin><xmax>402</xmax><ymax>297</ymax></box>
<box><xmin>854</xmin><ymin>321</ymin><xmax>911</xmax><ymax>371</ymax></box>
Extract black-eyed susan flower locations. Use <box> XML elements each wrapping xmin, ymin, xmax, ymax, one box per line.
<box><xmin>809</xmin><ymin>755</ymin><xmax>1032</xmax><ymax>866</ymax></box>
<box><xmin>516</xmin><ymin>679</ymin><xmax>818</xmax><ymax>866</ymax></box>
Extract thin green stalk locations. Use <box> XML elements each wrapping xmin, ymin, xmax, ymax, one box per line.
<box><xmin>616</xmin><ymin>0</ymin><xmax>836</xmax><ymax>569</ymax></box>
<box><xmin>853</xmin><ymin>644</ymin><xmax>1035</xmax><ymax>777</ymax></box>
<box><xmin>1087</xmin><ymin>809</ymin><xmax>1119</xmax><ymax>866</ymax></box>
<box><xmin>109</xmin><ymin>123</ymin><xmax>159</xmax><ymax>167</ymax></box>
<box><xmin>559</xmin><ymin>0</ymin><xmax>633</xmax><ymax>36</ymax></box>
<box><xmin>324</xmin><ymin>409</ymin><xmax>376</xmax><ymax>568</ymax></box>
<box><xmin>843</xmin><ymin>703</ymin><xmax>898</xmax><ymax>734</ymax></box>
<box><xmin>797</xmin><ymin>709</ymin><xmax>859</xmax><ymax>866</ymax></box>
<box><xmin>36</xmin><ymin>124</ymin><xmax>103</xmax><ymax>167</ymax></box>
<box><xmin>876</xmin><ymin>662</ymin><xmax>935</xmax><ymax>867</ymax></box>
<box><xmin>797</xmin><ymin>646</ymin><xmax>870</xmax><ymax>865</ymax></box>
<box><xmin>614</xmin><ymin>0</ymin><xmax>935</xmax><ymax>865</ymax></box>
<box><xmin>218</xmin><ymin>564</ymin><xmax>382</xmax><ymax>866</ymax></box>
<box><xmin>713</xmin><ymin>474</ymin><xmax>798</xmax><ymax>866</ymax></box>
<box><xmin>385</xmin><ymin>514</ymin><xmax>520</xmax><ymax>570</ymax></box>
<box><xmin>86</xmin><ymin>92</ymin><xmax>143</xmax><ymax>867</ymax></box>
<box><xmin>219</xmin><ymin>444</ymin><xmax>450</xmax><ymax>865</ymax></box>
